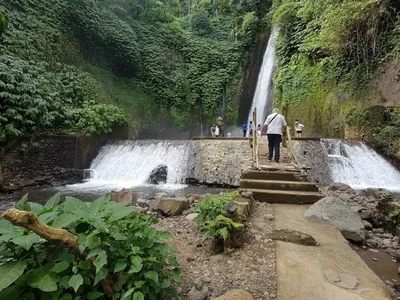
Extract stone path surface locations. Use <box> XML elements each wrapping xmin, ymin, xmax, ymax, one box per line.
<box><xmin>274</xmin><ymin>204</ymin><xmax>391</xmax><ymax>300</ymax></box>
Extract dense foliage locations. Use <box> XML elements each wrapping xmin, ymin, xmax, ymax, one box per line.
<box><xmin>0</xmin><ymin>0</ymin><xmax>267</xmax><ymax>140</ymax></box>
<box><xmin>0</xmin><ymin>193</ymin><xmax>181</xmax><ymax>299</ymax></box>
<box><xmin>194</xmin><ymin>192</ymin><xmax>244</xmax><ymax>253</ymax></box>
<box><xmin>0</xmin><ymin>55</ymin><xmax>126</xmax><ymax>142</ymax></box>
<box><xmin>271</xmin><ymin>0</ymin><xmax>400</xmax><ymax>137</ymax></box>
<box><xmin>346</xmin><ymin>105</ymin><xmax>400</xmax><ymax>158</ymax></box>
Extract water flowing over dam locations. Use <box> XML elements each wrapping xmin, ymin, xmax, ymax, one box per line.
<box><xmin>77</xmin><ymin>140</ymin><xmax>194</xmax><ymax>190</ymax></box>
<box><xmin>322</xmin><ymin>139</ymin><xmax>400</xmax><ymax>191</ymax></box>
<box><xmin>247</xmin><ymin>29</ymin><xmax>278</xmax><ymax>126</ymax></box>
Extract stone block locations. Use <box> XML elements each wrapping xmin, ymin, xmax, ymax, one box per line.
<box><xmin>158</xmin><ymin>198</ymin><xmax>190</xmax><ymax>216</ymax></box>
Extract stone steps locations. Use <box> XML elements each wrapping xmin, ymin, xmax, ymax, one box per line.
<box><xmin>241</xmin><ymin>189</ymin><xmax>322</xmax><ymax>204</ymax></box>
<box><xmin>240</xmin><ymin>179</ymin><xmax>319</xmax><ymax>192</ymax></box>
<box><xmin>242</xmin><ymin>170</ymin><xmax>303</xmax><ymax>182</ymax></box>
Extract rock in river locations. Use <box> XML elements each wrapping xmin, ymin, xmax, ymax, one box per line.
<box><xmin>148</xmin><ymin>165</ymin><xmax>168</xmax><ymax>184</ymax></box>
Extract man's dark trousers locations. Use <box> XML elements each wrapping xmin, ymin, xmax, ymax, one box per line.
<box><xmin>267</xmin><ymin>134</ymin><xmax>281</xmax><ymax>161</ymax></box>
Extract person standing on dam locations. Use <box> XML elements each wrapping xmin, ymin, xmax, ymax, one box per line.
<box><xmin>263</xmin><ymin>108</ymin><xmax>287</xmax><ymax>163</ymax></box>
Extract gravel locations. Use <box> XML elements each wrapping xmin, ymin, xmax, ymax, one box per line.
<box><xmin>154</xmin><ymin>202</ymin><xmax>277</xmax><ymax>300</ymax></box>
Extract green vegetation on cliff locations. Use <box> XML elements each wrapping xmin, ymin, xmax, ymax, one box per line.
<box><xmin>0</xmin><ymin>0</ymin><xmax>268</xmax><ymax>142</ymax></box>
<box><xmin>271</xmin><ymin>0</ymin><xmax>400</xmax><ymax>139</ymax></box>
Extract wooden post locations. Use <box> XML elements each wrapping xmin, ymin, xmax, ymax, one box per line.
<box><xmin>282</xmin><ymin>104</ymin><xmax>288</xmax><ymax>147</ymax></box>
<box><xmin>0</xmin><ymin>162</ymin><xmax>3</xmax><ymax>188</ymax></box>
<box><xmin>253</xmin><ymin>108</ymin><xmax>257</xmax><ymax>166</ymax></box>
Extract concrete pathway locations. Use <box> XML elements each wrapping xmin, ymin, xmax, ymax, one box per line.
<box><xmin>274</xmin><ymin>204</ymin><xmax>391</xmax><ymax>300</ymax></box>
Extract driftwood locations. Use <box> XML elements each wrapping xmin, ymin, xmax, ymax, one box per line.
<box><xmin>1</xmin><ymin>209</ymin><xmax>114</xmax><ymax>296</ymax></box>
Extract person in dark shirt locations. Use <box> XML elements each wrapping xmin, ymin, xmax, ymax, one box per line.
<box><xmin>242</xmin><ymin>122</ymin><xmax>247</xmax><ymax>137</ymax></box>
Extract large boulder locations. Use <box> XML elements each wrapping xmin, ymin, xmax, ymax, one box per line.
<box><xmin>304</xmin><ymin>196</ymin><xmax>365</xmax><ymax>242</ymax></box>
<box><xmin>111</xmin><ymin>189</ymin><xmax>137</xmax><ymax>204</ymax></box>
<box><xmin>214</xmin><ymin>290</ymin><xmax>254</xmax><ymax>300</ymax></box>
<box><xmin>148</xmin><ymin>165</ymin><xmax>168</xmax><ymax>184</ymax></box>
<box><xmin>158</xmin><ymin>198</ymin><xmax>189</xmax><ymax>216</ymax></box>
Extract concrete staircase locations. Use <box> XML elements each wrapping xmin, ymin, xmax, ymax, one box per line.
<box><xmin>240</xmin><ymin>170</ymin><xmax>323</xmax><ymax>204</ymax></box>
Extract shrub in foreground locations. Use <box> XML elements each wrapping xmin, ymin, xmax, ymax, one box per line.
<box><xmin>0</xmin><ymin>193</ymin><xmax>181</xmax><ymax>299</ymax></box>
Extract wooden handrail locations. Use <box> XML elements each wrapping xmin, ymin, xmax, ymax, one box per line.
<box><xmin>287</xmin><ymin>127</ymin><xmax>300</xmax><ymax>168</ymax></box>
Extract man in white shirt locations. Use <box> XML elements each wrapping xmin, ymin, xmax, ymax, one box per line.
<box><xmin>263</xmin><ymin>108</ymin><xmax>287</xmax><ymax>163</ymax></box>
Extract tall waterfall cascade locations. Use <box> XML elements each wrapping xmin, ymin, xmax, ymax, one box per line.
<box><xmin>322</xmin><ymin>139</ymin><xmax>400</xmax><ymax>191</ymax></box>
<box><xmin>247</xmin><ymin>30</ymin><xmax>278</xmax><ymax>126</ymax></box>
<box><xmin>73</xmin><ymin>140</ymin><xmax>192</xmax><ymax>190</ymax></box>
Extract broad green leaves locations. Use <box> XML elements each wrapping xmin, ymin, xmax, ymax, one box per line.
<box><xmin>0</xmin><ymin>262</ymin><xmax>27</xmax><ymax>292</ymax></box>
<box><xmin>0</xmin><ymin>192</ymin><xmax>181</xmax><ymax>298</ymax></box>
<box><xmin>12</xmin><ymin>233</ymin><xmax>40</xmax><ymax>250</ymax></box>
<box><xmin>68</xmin><ymin>274</ymin><xmax>83</xmax><ymax>292</ymax></box>
<box><xmin>52</xmin><ymin>213</ymin><xmax>77</xmax><ymax>229</ymax></box>
<box><xmin>50</xmin><ymin>261</ymin><xmax>70</xmax><ymax>273</ymax></box>
<box><xmin>45</xmin><ymin>193</ymin><xmax>61</xmax><ymax>209</ymax></box>
<box><xmin>93</xmin><ymin>250</ymin><xmax>107</xmax><ymax>273</ymax></box>
<box><xmin>27</xmin><ymin>266</ymin><xmax>60</xmax><ymax>292</ymax></box>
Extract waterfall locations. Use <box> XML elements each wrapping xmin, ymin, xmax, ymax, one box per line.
<box><xmin>69</xmin><ymin>140</ymin><xmax>193</xmax><ymax>190</ymax></box>
<box><xmin>322</xmin><ymin>139</ymin><xmax>400</xmax><ymax>191</ymax></box>
<box><xmin>247</xmin><ymin>29</ymin><xmax>278</xmax><ymax>127</ymax></box>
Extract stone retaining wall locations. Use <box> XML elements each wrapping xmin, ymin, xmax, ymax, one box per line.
<box><xmin>189</xmin><ymin>140</ymin><xmax>253</xmax><ymax>186</ymax></box>
<box><xmin>1</xmin><ymin>134</ymin><xmax>109</xmax><ymax>189</ymax></box>
<box><xmin>292</xmin><ymin>139</ymin><xmax>333</xmax><ymax>186</ymax></box>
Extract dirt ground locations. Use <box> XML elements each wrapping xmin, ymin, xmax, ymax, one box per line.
<box><xmin>154</xmin><ymin>202</ymin><xmax>277</xmax><ymax>300</ymax></box>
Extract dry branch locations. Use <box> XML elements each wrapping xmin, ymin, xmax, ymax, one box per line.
<box><xmin>1</xmin><ymin>208</ymin><xmax>114</xmax><ymax>297</ymax></box>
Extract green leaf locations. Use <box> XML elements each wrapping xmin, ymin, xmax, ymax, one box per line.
<box><xmin>59</xmin><ymin>293</ymin><xmax>73</xmax><ymax>300</ymax></box>
<box><xmin>129</xmin><ymin>256</ymin><xmax>143</xmax><ymax>274</ymax></box>
<box><xmin>87</xmin><ymin>291</ymin><xmax>103</xmax><ymax>300</ymax></box>
<box><xmin>88</xmin><ymin>194</ymin><xmax>108</xmax><ymax>217</ymax></box>
<box><xmin>161</xmin><ymin>279</ymin><xmax>171</xmax><ymax>288</ymax></box>
<box><xmin>78</xmin><ymin>261</ymin><xmax>90</xmax><ymax>270</ymax></box>
<box><xmin>29</xmin><ymin>203</ymin><xmax>44</xmax><ymax>215</ymax></box>
<box><xmin>172</xmin><ymin>269</ymin><xmax>182</xmax><ymax>282</ymax></box>
<box><xmin>68</xmin><ymin>274</ymin><xmax>83</xmax><ymax>292</ymax></box>
<box><xmin>93</xmin><ymin>250</ymin><xmax>107</xmax><ymax>273</ymax></box>
<box><xmin>0</xmin><ymin>219</ymin><xmax>18</xmax><ymax>234</ymax></box>
<box><xmin>59</xmin><ymin>276</ymin><xmax>71</xmax><ymax>289</ymax></box>
<box><xmin>51</xmin><ymin>213</ymin><xmax>78</xmax><ymax>229</ymax></box>
<box><xmin>12</xmin><ymin>233</ymin><xmax>41</xmax><ymax>250</ymax></box>
<box><xmin>114</xmin><ymin>260</ymin><xmax>127</xmax><ymax>273</ymax></box>
<box><xmin>0</xmin><ymin>284</ymin><xmax>24</xmax><ymax>299</ymax></box>
<box><xmin>157</xmin><ymin>231</ymin><xmax>173</xmax><ymax>240</ymax></box>
<box><xmin>63</xmin><ymin>196</ymin><xmax>88</xmax><ymax>218</ymax></box>
<box><xmin>15</xmin><ymin>194</ymin><xmax>29</xmax><ymax>210</ymax></box>
<box><xmin>0</xmin><ymin>262</ymin><xmax>27</xmax><ymax>292</ymax></box>
<box><xmin>50</xmin><ymin>261</ymin><xmax>69</xmax><ymax>273</ymax></box>
<box><xmin>108</xmin><ymin>206</ymin><xmax>135</xmax><ymax>222</ymax></box>
<box><xmin>45</xmin><ymin>193</ymin><xmax>61</xmax><ymax>209</ymax></box>
<box><xmin>27</xmin><ymin>266</ymin><xmax>60</xmax><ymax>292</ymax></box>
<box><xmin>121</xmin><ymin>288</ymin><xmax>134</xmax><ymax>300</ymax></box>
<box><xmin>38</xmin><ymin>212</ymin><xmax>58</xmax><ymax>224</ymax></box>
<box><xmin>0</xmin><ymin>232</ymin><xmax>23</xmax><ymax>242</ymax></box>
<box><xmin>144</xmin><ymin>271</ymin><xmax>158</xmax><ymax>284</ymax></box>
<box><xmin>134</xmin><ymin>281</ymin><xmax>145</xmax><ymax>288</ymax></box>
<box><xmin>133</xmin><ymin>292</ymin><xmax>145</xmax><ymax>300</ymax></box>
<box><xmin>94</xmin><ymin>267</ymin><xmax>108</xmax><ymax>285</ymax></box>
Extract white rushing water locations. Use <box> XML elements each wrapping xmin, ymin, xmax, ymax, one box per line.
<box><xmin>322</xmin><ymin>139</ymin><xmax>400</xmax><ymax>191</ymax></box>
<box><xmin>67</xmin><ymin>140</ymin><xmax>192</xmax><ymax>191</ymax></box>
<box><xmin>247</xmin><ymin>29</ymin><xmax>278</xmax><ymax>127</ymax></box>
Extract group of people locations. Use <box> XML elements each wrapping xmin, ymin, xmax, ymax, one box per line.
<box><xmin>210</xmin><ymin>125</ymin><xmax>220</xmax><ymax>137</ymax></box>
<box><xmin>210</xmin><ymin>111</ymin><xmax>305</xmax><ymax>163</ymax></box>
<box><xmin>242</xmin><ymin>111</ymin><xmax>305</xmax><ymax>163</ymax></box>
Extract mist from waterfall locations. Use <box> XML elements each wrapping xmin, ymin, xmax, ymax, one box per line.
<box><xmin>247</xmin><ymin>30</ymin><xmax>278</xmax><ymax>127</ymax></box>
